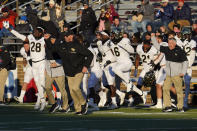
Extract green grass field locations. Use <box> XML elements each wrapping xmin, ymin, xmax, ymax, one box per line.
<box><xmin>1</xmin><ymin>103</ymin><xmax>197</xmax><ymax>131</ymax></box>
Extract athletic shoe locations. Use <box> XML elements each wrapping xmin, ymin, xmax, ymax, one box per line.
<box><xmin>150</xmin><ymin>103</ymin><xmax>163</xmax><ymax>109</ymax></box>
<box><xmin>176</xmin><ymin>108</ymin><xmax>185</xmax><ymax>112</ymax></box>
<box><xmin>75</xmin><ymin>112</ymin><xmax>82</xmax><ymax>115</ymax></box>
<box><xmin>88</xmin><ymin>99</ymin><xmax>99</xmax><ymax>111</ymax></box>
<box><xmin>39</xmin><ymin>101</ymin><xmax>46</xmax><ymax>112</ymax></box>
<box><xmin>59</xmin><ymin>107</ymin><xmax>70</xmax><ymax>113</ymax></box>
<box><xmin>98</xmin><ymin>91</ymin><xmax>107</xmax><ymax>107</ymax></box>
<box><xmin>49</xmin><ymin>103</ymin><xmax>60</xmax><ymax>113</ymax></box>
<box><xmin>108</xmin><ymin>103</ymin><xmax>118</xmax><ymax>110</ymax></box>
<box><xmin>119</xmin><ymin>93</ymin><xmax>126</xmax><ymax>106</ymax></box>
<box><xmin>81</xmin><ymin>103</ymin><xmax>88</xmax><ymax>115</ymax></box>
<box><xmin>162</xmin><ymin>107</ymin><xmax>173</xmax><ymax>112</ymax></box>
<box><xmin>14</xmin><ymin>96</ymin><xmax>23</xmax><ymax>103</ymax></box>
<box><xmin>0</xmin><ymin>101</ymin><xmax>5</xmax><ymax>106</ymax></box>
<box><xmin>171</xmin><ymin>99</ymin><xmax>177</xmax><ymax>109</ymax></box>
<box><xmin>34</xmin><ymin>102</ymin><xmax>40</xmax><ymax>110</ymax></box>
<box><xmin>141</xmin><ymin>92</ymin><xmax>147</xmax><ymax>104</ymax></box>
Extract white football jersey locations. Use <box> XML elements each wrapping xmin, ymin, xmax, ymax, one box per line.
<box><xmin>182</xmin><ymin>39</ymin><xmax>196</xmax><ymax>56</ymax></box>
<box><xmin>136</xmin><ymin>44</ymin><xmax>158</xmax><ymax>67</ymax></box>
<box><xmin>97</xmin><ymin>40</ymin><xmax>116</xmax><ymax>64</ymax></box>
<box><xmin>111</xmin><ymin>38</ymin><xmax>134</xmax><ymax>61</ymax></box>
<box><xmin>27</xmin><ymin>34</ymin><xmax>45</xmax><ymax>61</ymax></box>
<box><xmin>20</xmin><ymin>47</ymin><xmax>30</xmax><ymax>60</ymax></box>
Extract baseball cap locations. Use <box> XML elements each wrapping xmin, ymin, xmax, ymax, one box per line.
<box><xmin>64</xmin><ymin>30</ymin><xmax>74</xmax><ymax>37</ymax></box>
<box><xmin>1</xmin><ymin>7</ymin><xmax>9</xmax><ymax>13</ymax></box>
<box><xmin>82</xmin><ymin>0</ymin><xmax>89</xmax><ymax>6</ymax></box>
<box><xmin>20</xmin><ymin>16</ymin><xmax>27</xmax><ymax>21</ymax></box>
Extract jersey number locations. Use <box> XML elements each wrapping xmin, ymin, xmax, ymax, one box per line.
<box><xmin>113</xmin><ymin>47</ymin><xmax>120</xmax><ymax>56</ymax></box>
<box><xmin>184</xmin><ymin>46</ymin><xmax>191</xmax><ymax>56</ymax></box>
<box><xmin>142</xmin><ymin>55</ymin><xmax>150</xmax><ymax>63</ymax></box>
<box><xmin>31</xmin><ymin>42</ymin><xmax>41</xmax><ymax>52</ymax></box>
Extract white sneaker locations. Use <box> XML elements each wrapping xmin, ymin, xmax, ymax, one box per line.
<box><xmin>150</xmin><ymin>103</ymin><xmax>163</xmax><ymax>109</ymax></box>
<box><xmin>34</xmin><ymin>102</ymin><xmax>40</xmax><ymax>110</ymax></box>
<box><xmin>108</xmin><ymin>103</ymin><xmax>118</xmax><ymax>110</ymax></box>
<box><xmin>119</xmin><ymin>93</ymin><xmax>126</xmax><ymax>106</ymax></box>
<box><xmin>14</xmin><ymin>96</ymin><xmax>23</xmax><ymax>103</ymax></box>
<box><xmin>88</xmin><ymin>99</ymin><xmax>99</xmax><ymax>111</ymax></box>
<box><xmin>141</xmin><ymin>92</ymin><xmax>147</xmax><ymax>104</ymax></box>
<box><xmin>98</xmin><ymin>91</ymin><xmax>107</xmax><ymax>107</ymax></box>
<box><xmin>39</xmin><ymin>101</ymin><xmax>46</xmax><ymax>112</ymax></box>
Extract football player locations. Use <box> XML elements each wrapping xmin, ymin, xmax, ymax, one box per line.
<box><xmin>3</xmin><ymin>21</ymin><xmax>46</xmax><ymax>111</ymax></box>
<box><xmin>135</xmin><ymin>40</ymin><xmax>159</xmax><ymax>104</ymax></box>
<box><xmin>181</xmin><ymin>27</ymin><xmax>196</xmax><ymax>109</ymax></box>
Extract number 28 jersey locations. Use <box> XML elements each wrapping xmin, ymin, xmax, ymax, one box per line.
<box><xmin>27</xmin><ymin>34</ymin><xmax>45</xmax><ymax>61</ymax></box>
<box><xmin>136</xmin><ymin>44</ymin><xmax>158</xmax><ymax>67</ymax></box>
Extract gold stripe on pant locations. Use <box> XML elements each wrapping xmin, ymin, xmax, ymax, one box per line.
<box><xmin>163</xmin><ymin>75</ymin><xmax>184</xmax><ymax>109</ymax></box>
<box><xmin>45</xmin><ymin>73</ymin><xmax>69</xmax><ymax>110</ymax></box>
<box><xmin>66</xmin><ymin>72</ymin><xmax>86</xmax><ymax>112</ymax></box>
<box><xmin>0</xmin><ymin>69</ymin><xmax>8</xmax><ymax>102</ymax></box>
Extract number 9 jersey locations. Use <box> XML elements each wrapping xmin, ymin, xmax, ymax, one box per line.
<box><xmin>27</xmin><ymin>34</ymin><xmax>45</xmax><ymax>61</ymax></box>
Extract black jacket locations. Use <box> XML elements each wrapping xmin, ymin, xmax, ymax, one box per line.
<box><xmin>46</xmin><ymin>38</ymin><xmax>93</xmax><ymax>77</ymax></box>
<box><xmin>160</xmin><ymin>45</ymin><xmax>187</xmax><ymax>62</ymax></box>
<box><xmin>79</xmin><ymin>7</ymin><xmax>97</xmax><ymax>32</ymax></box>
<box><xmin>0</xmin><ymin>46</ymin><xmax>10</xmax><ymax>69</ymax></box>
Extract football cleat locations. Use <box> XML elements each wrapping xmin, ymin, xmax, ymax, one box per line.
<box><xmin>88</xmin><ymin>99</ymin><xmax>99</xmax><ymax>111</ymax></box>
<box><xmin>108</xmin><ymin>103</ymin><xmax>118</xmax><ymax>110</ymax></box>
<box><xmin>150</xmin><ymin>103</ymin><xmax>163</xmax><ymax>109</ymax></box>
<box><xmin>49</xmin><ymin>103</ymin><xmax>60</xmax><ymax>113</ymax></box>
<box><xmin>34</xmin><ymin>102</ymin><xmax>40</xmax><ymax>110</ymax></box>
<box><xmin>162</xmin><ymin>107</ymin><xmax>173</xmax><ymax>112</ymax></box>
<box><xmin>119</xmin><ymin>92</ymin><xmax>126</xmax><ymax>106</ymax></box>
<box><xmin>81</xmin><ymin>103</ymin><xmax>88</xmax><ymax>115</ymax></box>
<box><xmin>39</xmin><ymin>101</ymin><xmax>46</xmax><ymax>112</ymax></box>
<box><xmin>141</xmin><ymin>92</ymin><xmax>147</xmax><ymax>104</ymax></box>
<box><xmin>14</xmin><ymin>96</ymin><xmax>23</xmax><ymax>103</ymax></box>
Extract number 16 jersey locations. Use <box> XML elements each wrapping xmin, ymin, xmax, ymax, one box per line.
<box><xmin>27</xmin><ymin>34</ymin><xmax>46</xmax><ymax>61</ymax></box>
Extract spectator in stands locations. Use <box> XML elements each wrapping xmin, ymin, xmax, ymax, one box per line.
<box><xmin>0</xmin><ymin>46</ymin><xmax>10</xmax><ymax>105</ymax></box>
<box><xmin>131</xmin><ymin>32</ymin><xmax>142</xmax><ymax>45</ymax></box>
<box><xmin>142</xmin><ymin>24</ymin><xmax>153</xmax><ymax>41</ymax></box>
<box><xmin>192</xmin><ymin>20</ymin><xmax>197</xmax><ymax>42</ymax></box>
<box><xmin>131</xmin><ymin>0</ymin><xmax>154</xmax><ymax>33</ymax></box>
<box><xmin>42</xmin><ymin>0</ymin><xmax>64</xmax><ymax>32</ymax></box>
<box><xmin>155</xmin><ymin>0</ymin><xmax>174</xmax><ymax>28</ymax></box>
<box><xmin>157</xmin><ymin>25</ymin><xmax>169</xmax><ymax>42</ymax></box>
<box><xmin>98</xmin><ymin>10</ymin><xmax>111</xmax><ymax>32</ymax></box>
<box><xmin>0</xmin><ymin>7</ymin><xmax>18</xmax><ymax>43</ymax></box>
<box><xmin>79</xmin><ymin>1</ymin><xmax>97</xmax><ymax>44</ymax></box>
<box><xmin>105</xmin><ymin>4</ymin><xmax>119</xmax><ymax>24</ymax></box>
<box><xmin>111</xmin><ymin>16</ymin><xmax>128</xmax><ymax>36</ymax></box>
<box><xmin>15</xmin><ymin>16</ymin><xmax>32</xmax><ymax>33</ymax></box>
<box><xmin>168</xmin><ymin>0</ymin><xmax>191</xmax><ymax>31</ymax></box>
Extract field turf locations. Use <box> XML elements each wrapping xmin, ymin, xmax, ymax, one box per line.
<box><xmin>1</xmin><ymin>103</ymin><xmax>197</xmax><ymax>131</ymax></box>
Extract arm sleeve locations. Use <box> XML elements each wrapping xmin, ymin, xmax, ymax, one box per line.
<box><xmin>154</xmin><ymin>53</ymin><xmax>165</xmax><ymax>65</ymax></box>
<box><xmin>10</xmin><ymin>29</ymin><xmax>26</xmax><ymax>41</ymax></box>
<box><xmin>188</xmin><ymin>50</ymin><xmax>196</xmax><ymax>67</ymax></box>
<box><xmin>151</xmin><ymin>36</ymin><xmax>160</xmax><ymax>51</ymax></box>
